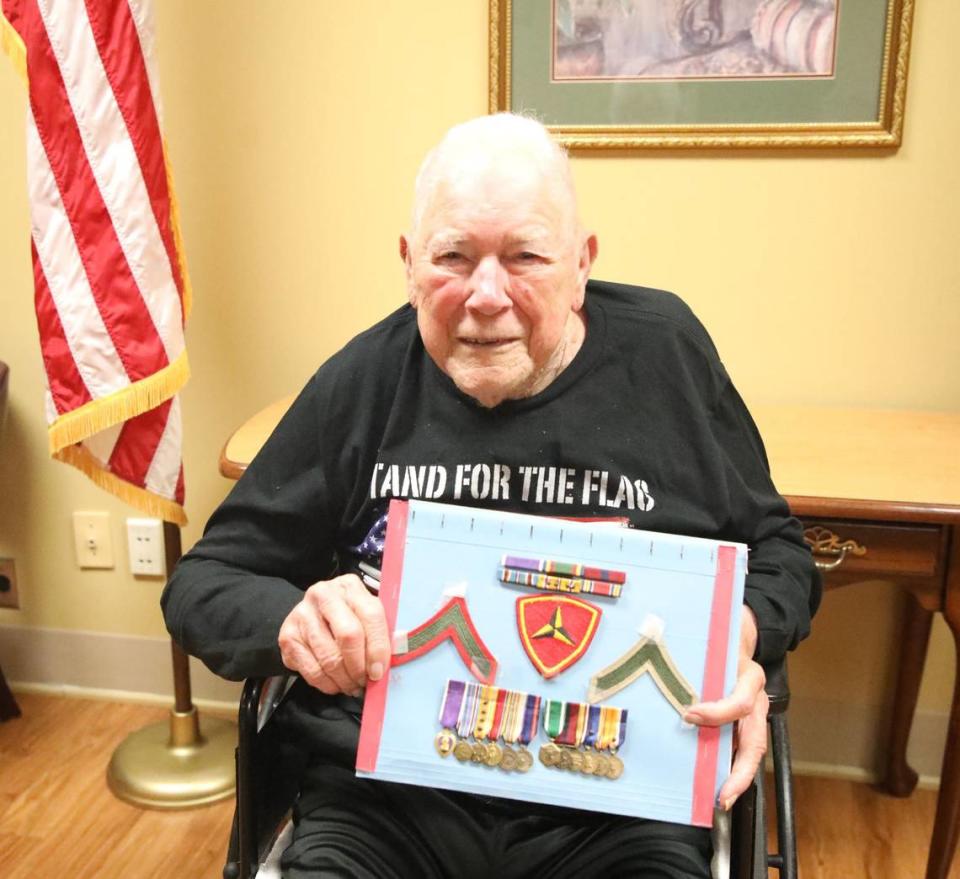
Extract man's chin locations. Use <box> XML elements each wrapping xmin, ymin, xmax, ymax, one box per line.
<box><xmin>450</xmin><ymin>367</ymin><xmax>530</xmax><ymax>409</ymax></box>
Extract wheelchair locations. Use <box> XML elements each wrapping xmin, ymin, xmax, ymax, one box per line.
<box><xmin>222</xmin><ymin>657</ymin><xmax>796</xmax><ymax>879</ymax></box>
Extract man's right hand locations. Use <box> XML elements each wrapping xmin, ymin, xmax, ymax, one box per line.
<box><xmin>278</xmin><ymin>574</ymin><xmax>391</xmax><ymax>696</ymax></box>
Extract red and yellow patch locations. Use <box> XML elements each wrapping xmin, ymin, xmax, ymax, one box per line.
<box><xmin>516</xmin><ymin>594</ymin><xmax>602</xmax><ymax>679</ymax></box>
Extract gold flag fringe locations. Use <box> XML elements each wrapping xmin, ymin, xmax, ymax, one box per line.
<box><xmin>47</xmin><ymin>349</ymin><xmax>190</xmax><ymax>454</ymax></box>
<box><xmin>1</xmin><ymin>10</ymin><xmax>27</xmax><ymax>85</ymax></box>
<box><xmin>56</xmin><ymin>444</ymin><xmax>187</xmax><ymax>525</ymax></box>
<box><xmin>163</xmin><ymin>137</ymin><xmax>193</xmax><ymax>320</ymax></box>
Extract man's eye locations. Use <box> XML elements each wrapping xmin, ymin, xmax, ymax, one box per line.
<box><xmin>514</xmin><ymin>252</ymin><xmax>541</xmax><ymax>263</ymax></box>
<box><xmin>436</xmin><ymin>251</ymin><xmax>465</xmax><ymax>264</ymax></box>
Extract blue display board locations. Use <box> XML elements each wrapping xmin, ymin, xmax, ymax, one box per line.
<box><xmin>358</xmin><ymin>500</ymin><xmax>745</xmax><ymax>827</ymax></box>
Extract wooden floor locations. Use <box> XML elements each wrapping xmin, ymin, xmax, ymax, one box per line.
<box><xmin>0</xmin><ymin>691</ymin><xmax>956</xmax><ymax>878</ymax></box>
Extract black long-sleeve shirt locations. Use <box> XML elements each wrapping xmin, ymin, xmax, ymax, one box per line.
<box><xmin>163</xmin><ymin>280</ymin><xmax>820</xmax><ymax>704</ymax></box>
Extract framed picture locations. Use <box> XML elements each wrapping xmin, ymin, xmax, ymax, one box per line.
<box><xmin>489</xmin><ymin>0</ymin><xmax>915</xmax><ymax>149</ymax></box>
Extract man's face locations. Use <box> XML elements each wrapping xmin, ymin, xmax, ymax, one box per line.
<box><xmin>402</xmin><ymin>162</ymin><xmax>596</xmax><ymax>408</ymax></box>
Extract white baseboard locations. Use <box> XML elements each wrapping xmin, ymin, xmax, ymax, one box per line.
<box><xmin>785</xmin><ymin>695</ymin><xmax>947</xmax><ymax>789</ymax></box>
<box><xmin>789</xmin><ymin>759</ymin><xmax>940</xmax><ymax>791</ymax></box>
<box><xmin>0</xmin><ymin>624</ymin><xmax>242</xmax><ymax>707</ymax></box>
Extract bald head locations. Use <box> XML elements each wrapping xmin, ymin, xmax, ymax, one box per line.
<box><xmin>399</xmin><ymin>113</ymin><xmax>598</xmax><ymax>408</ymax></box>
<box><xmin>409</xmin><ymin>114</ymin><xmax>580</xmax><ymax>247</ymax></box>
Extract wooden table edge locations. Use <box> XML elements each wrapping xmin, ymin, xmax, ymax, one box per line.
<box><xmin>785</xmin><ymin>494</ymin><xmax>960</xmax><ymax>525</ymax></box>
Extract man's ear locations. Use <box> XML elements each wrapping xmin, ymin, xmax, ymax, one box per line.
<box><xmin>399</xmin><ymin>235</ymin><xmax>418</xmax><ymax>306</ymax></box>
<box><xmin>574</xmin><ymin>233</ymin><xmax>598</xmax><ymax>308</ymax></box>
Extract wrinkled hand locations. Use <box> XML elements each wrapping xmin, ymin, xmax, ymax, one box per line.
<box><xmin>278</xmin><ymin>574</ymin><xmax>391</xmax><ymax>696</ymax></box>
<box><xmin>683</xmin><ymin>606</ymin><xmax>767</xmax><ymax>811</ymax></box>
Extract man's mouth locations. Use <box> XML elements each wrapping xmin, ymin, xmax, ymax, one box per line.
<box><xmin>460</xmin><ymin>337</ymin><xmax>515</xmax><ymax>346</ymax></box>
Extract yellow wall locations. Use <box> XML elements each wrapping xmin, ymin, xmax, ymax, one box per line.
<box><xmin>1</xmin><ymin>2</ymin><xmax>957</xmax><ymax>754</ymax></box>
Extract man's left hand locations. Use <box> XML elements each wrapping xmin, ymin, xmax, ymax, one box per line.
<box><xmin>682</xmin><ymin>606</ymin><xmax>768</xmax><ymax>812</ymax></box>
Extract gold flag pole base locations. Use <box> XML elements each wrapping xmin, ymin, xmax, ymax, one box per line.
<box><xmin>106</xmin><ymin>705</ymin><xmax>236</xmax><ymax>809</ymax></box>
<box><xmin>107</xmin><ymin>524</ymin><xmax>236</xmax><ymax>809</ymax></box>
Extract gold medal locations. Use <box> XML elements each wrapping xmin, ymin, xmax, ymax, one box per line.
<box><xmin>593</xmin><ymin>754</ymin><xmax>610</xmax><ymax>776</ymax></box>
<box><xmin>453</xmin><ymin>740</ymin><xmax>473</xmax><ymax>762</ymax></box>
<box><xmin>567</xmin><ymin>749</ymin><xmax>584</xmax><ymax>773</ymax></box>
<box><xmin>580</xmin><ymin>751</ymin><xmax>597</xmax><ymax>775</ymax></box>
<box><xmin>484</xmin><ymin>742</ymin><xmax>503</xmax><ymax>767</ymax></box>
<box><xmin>606</xmin><ymin>754</ymin><xmax>625</xmax><ymax>780</ymax></box>
<box><xmin>500</xmin><ymin>747</ymin><xmax>518</xmax><ymax>772</ymax></box>
<box><xmin>558</xmin><ymin>748</ymin><xmax>574</xmax><ymax>771</ymax></box>
<box><xmin>516</xmin><ymin>748</ymin><xmax>534</xmax><ymax>773</ymax></box>
<box><xmin>539</xmin><ymin>742</ymin><xmax>561</xmax><ymax>767</ymax></box>
<box><xmin>434</xmin><ymin>729</ymin><xmax>457</xmax><ymax>758</ymax></box>
<box><xmin>470</xmin><ymin>742</ymin><xmax>485</xmax><ymax>763</ymax></box>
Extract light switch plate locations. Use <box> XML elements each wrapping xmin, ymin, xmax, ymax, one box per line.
<box><xmin>73</xmin><ymin>511</ymin><xmax>114</xmax><ymax>569</ymax></box>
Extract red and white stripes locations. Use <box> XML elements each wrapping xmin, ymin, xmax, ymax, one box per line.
<box><xmin>2</xmin><ymin>0</ymin><xmax>190</xmax><ymax>523</ymax></box>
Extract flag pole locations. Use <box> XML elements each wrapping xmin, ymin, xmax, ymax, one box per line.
<box><xmin>106</xmin><ymin>522</ymin><xmax>236</xmax><ymax>808</ymax></box>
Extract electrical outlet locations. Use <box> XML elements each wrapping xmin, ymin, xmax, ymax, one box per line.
<box><xmin>73</xmin><ymin>511</ymin><xmax>114</xmax><ymax>568</ymax></box>
<box><xmin>126</xmin><ymin>518</ymin><xmax>165</xmax><ymax>576</ymax></box>
<box><xmin>0</xmin><ymin>558</ymin><xmax>19</xmax><ymax>609</ymax></box>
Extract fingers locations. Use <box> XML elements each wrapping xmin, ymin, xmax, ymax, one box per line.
<box><xmin>277</xmin><ymin>617</ymin><xmax>347</xmax><ymax>695</ymax></box>
<box><xmin>310</xmin><ymin>579</ymin><xmax>368</xmax><ymax>690</ymax></box>
<box><xmin>278</xmin><ymin>574</ymin><xmax>390</xmax><ymax>696</ymax></box>
<box><xmin>341</xmin><ymin>578</ymin><xmax>391</xmax><ymax>681</ymax></box>
<box><xmin>683</xmin><ymin>659</ymin><xmax>765</xmax><ymax>727</ymax></box>
<box><xmin>717</xmin><ymin>688</ymin><xmax>769</xmax><ymax>810</ymax></box>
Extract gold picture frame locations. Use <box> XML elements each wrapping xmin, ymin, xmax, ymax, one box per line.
<box><xmin>489</xmin><ymin>0</ymin><xmax>915</xmax><ymax>150</ymax></box>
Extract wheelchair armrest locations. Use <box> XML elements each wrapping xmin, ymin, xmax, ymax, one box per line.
<box><xmin>762</xmin><ymin>656</ymin><xmax>790</xmax><ymax>716</ymax></box>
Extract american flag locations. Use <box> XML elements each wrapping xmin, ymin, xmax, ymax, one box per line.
<box><xmin>2</xmin><ymin>0</ymin><xmax>190</xmax><ymax>524</ymax></box>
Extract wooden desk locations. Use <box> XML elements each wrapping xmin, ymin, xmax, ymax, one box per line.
<box><xmin>221</xmin><ymin>400</ymin><xmax>960</xmax><ymax>879</ymax></box>
<box><xmin>754</xmin><ymin>405</ymin><xmax>960</xmax><ymax>879</ymax></box>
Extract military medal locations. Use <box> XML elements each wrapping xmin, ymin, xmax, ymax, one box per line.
<box><xmin>435</xmin><ymin>729</ymin><xmax>456</xmax><ymax>757</ymax></box>
<box><xmin>595</xmin><ymin>703</ymin><xmax>628</xmax><ymax>780</ymax></box>
<box><xmin>436</xmin><ymin>679</ymin><xmax>465</xmax><ymax>758</ymax></box>
<box><xmin>580</xmin><ymin>750</ymin><xmax>597</xmax><ymax>775</ymax></box>
<box><xmin>498</xmin><ymin>686</ymin><xmax>541</xmax><ymax>773</ymax></box>
<box><xmin>500</xmin><ymin>747</ymin><xmax>518</xmax><ymax>772</ymax></box>
<box><xmin>539</xmin><ymin>742</ymin><xmax>561</xmax><ymax>767</ymax></box>
<box><xmin>540</xmin><ymin>699</ymin><xmax>628</xmax><ymax>780</ymax></box>
<box><xmin>393</xmin><ymin>594</ymin><xmax>499</xmax><ymax>684</ymax></box>
<box><xmin>437</xmin><ymin>679</ymin><xmax>541</xmax><ymax>774</ymax></box>
<box><xmin>586</xmin><ymin>616</ymin><xmax>697</xmax><ymax>714</ymax></box>
<box><xmin>515</xmin><ymin>748</ymin><xmax>534</xmax><ymax>773</ymax></box>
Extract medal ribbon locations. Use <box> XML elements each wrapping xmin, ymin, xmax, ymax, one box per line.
<box><xmin>519</xmin><ymin>692</ymin><xmax>541</xmax><ymax>746</ymax></box>
<box><xmin>499</xmin><ymin>567</ymin><xmax>623</xmax><ymax>598</ymax></box>
<box><xmin>584</xmin><ymin>704</ymin><xmax>601</xmax><ymax>748</ymax></box>
<box><xmin>456</xmin><ymin>682</ymin><xmax>481</xmax><ymax>739</ymax></box>
<box><xmin>555</xmin><ymin>702</ymin><xmax>582</xmax><ymax>747</ymax></box>
<box><xmin>502</xmin><ymin>556</ymin><xmax>627</xmax><ymax>584</ymax></box>
<box><xmin>549</xmin><ymin>701</ymin><xmax>592</xmax><ymax>748</ymax></box>
<box><xmin>543</xmin><ymin>699</ymin><xmax>566</xmax><ymax>740</ymax></box>
<box><xmin>486</xmin><ymin>688</ymin><xmax>506</xmax><ymax>741</ymax></box>
<box><xmin>595</xmin><ymin>705</ymin><xmax>628</xmax><ymax>751</ymax></box>
<box><xmin>473</xmin><ymin>685</ymin><xmax>498</xmax><ymax>741</ymax></box>
<box><xmin>439</xmin><ymin>679</ymin><xmax>465</xmax><ymax>728</ymax></box>
<box><xmin>445</xmin><ymin>681</ymin><xmax>540</xmax><ymax>746</ymax></box>
<box><xmin>500</xmin><ymin>691</ymin><xmax>518</xmax><ymax>744</ymax></box>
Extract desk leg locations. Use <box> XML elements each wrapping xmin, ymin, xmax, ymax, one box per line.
<box><xmin>927</xmin><ymin>537</ymin><xmax>960</xmax><ymax>879</ymax></box>
<box><xmin>0</xmin><ymin>663</ymin><xmax>20</xmax><ymax>721</ymax></box>
<box><xmin>884</xmin><ymin>591</ymin><xmax>933</xmax><ymax>797</ymax></box>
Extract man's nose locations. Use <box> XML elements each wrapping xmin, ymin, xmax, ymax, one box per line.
<box><xmin>465</xmin><ymin>256</ymin><xmax>512</xmax><ymax>314</ymax></box>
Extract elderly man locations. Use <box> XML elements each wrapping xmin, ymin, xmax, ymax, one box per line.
<box><xmin>163</xmin><ymin>114</ymin><xmax>819</xmax><ymax>878</ymax></box>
